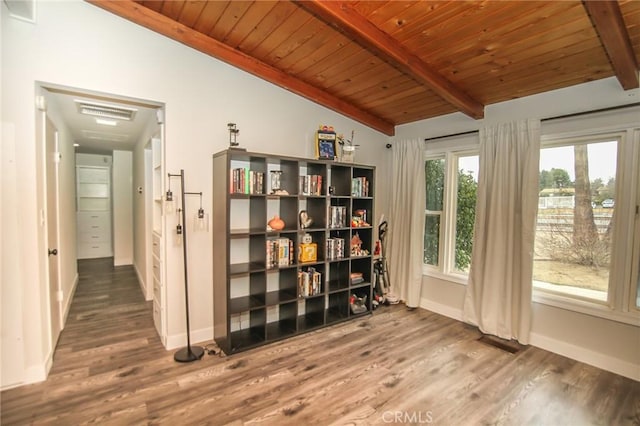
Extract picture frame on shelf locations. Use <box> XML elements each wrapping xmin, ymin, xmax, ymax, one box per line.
<box><xmin>316</xmin><ymin>127</ymin><xmax>337</xmax><ymax>160</ymax></box>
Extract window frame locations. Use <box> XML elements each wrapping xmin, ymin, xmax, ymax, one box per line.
<box><xmin>532</xmin><ymin>128</ymin><xmax>640</xmax><ymax>325</ymax></box>
<box><xmin>423</xmin><ymin>148</ymin><xmax>479</xmax><ymax>284</ymax></box>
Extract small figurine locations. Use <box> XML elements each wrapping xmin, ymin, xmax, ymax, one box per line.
<box><xmin>267</xmin><ymin>215</ymin><xmax>285</xmax><ymax>231</ymax></box>
<box><xmin>299</xmin><ymin>210</ymin><xmax>313</xmax><ymax>229</ymax></box>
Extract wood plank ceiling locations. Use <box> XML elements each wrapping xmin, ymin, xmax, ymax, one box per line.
<box><xmin>89</xmin><ymin>1</ymin><xmax>640</xmax><ymax>136</ymax></box>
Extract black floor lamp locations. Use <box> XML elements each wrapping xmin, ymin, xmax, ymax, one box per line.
<box><xmin>167</xmin><ymin>170</ymin><xmax>206</xmax><ymax>362</ymax></box>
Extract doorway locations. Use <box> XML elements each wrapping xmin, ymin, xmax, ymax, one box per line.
<box><xmin>38</xmin><ymin>82</ymin><xmax>166</xmax><ymax>356</ymax></box>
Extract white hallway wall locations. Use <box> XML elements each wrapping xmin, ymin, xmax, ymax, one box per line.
<box><xmin>394</xmin><ymin>78</ymin><xmax>640</xmax><ymax>380</ymax></box>
<box><xmin>113</xmin><ymin>150</ymin><xmax>133</xmax><ymax>266</ymax></box>
<box><xmin>0</xmin><ymin>0</ymin><xmax>389</xmax><ymax>388</ymax></box>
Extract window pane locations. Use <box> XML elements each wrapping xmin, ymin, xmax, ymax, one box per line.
<box><xmin>424</xmin><ymin>214</ymin><xmax>440</xmax><ymax>266</ymax></box>
<box><xmin>455</xmin><ymin>155</ymin><xmax>479</xmax><ymax>273</ymax></box>
<box><xmin>533</xmin><ymin>141</ymin><xmax>617</xmax><ymax>301</ymax></box>
<box><xmin>425</xmin><ymin>159</ymin><xmax>445</xmax><ymax>211</ymax></box>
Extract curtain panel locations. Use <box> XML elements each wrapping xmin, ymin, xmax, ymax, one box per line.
<box><xmin>463</xmin><ymin>119</ymin><xmax>541</xmax><ymax>344</ymax></box>
<box><xmin>388</xmin><ymin>139</ymin><xmax>426</xmax><ymax>308</ymax></box>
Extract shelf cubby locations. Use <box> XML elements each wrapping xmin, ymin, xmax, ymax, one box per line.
<box><xmin>300</xmin><ymin>197</ymin><xmax>327</xmax><ymax>229</ymax></box>
<box><xmin>327</xmin><ymin>290</ymin><xmax>350</xmax><ymax>324</ymax></box>
<box><xmin>330</xmin><ymin>165</ymin><xmax>352</xmax><ymax>196</ymax></box>
<box><xmin>328</xmin><ymin>259</ymin><xmax>350</xmax><ymax>292</ymax></box>
<box><xmin>266</xmin><ymin>302</ymin><xmax>297</xmax><ymax>340</ymax></box>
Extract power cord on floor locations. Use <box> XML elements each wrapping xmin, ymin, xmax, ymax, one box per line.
<box><xmin>204</xmin><ymin>343</ymin><xmax>223</xmax><ymax>356</ymax></box>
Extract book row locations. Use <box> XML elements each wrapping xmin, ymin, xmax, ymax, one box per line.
<box><xmin>266</xmin><ymin>238</ymin><xmax>294</xmax><ymax>269</ymax></box>
<box><xmin>326</xmin><ymin>237</ymin><xmax>345</xmax><ymax>261</ymax></box>
<box><xmin>351</xmin><ymin>177</ymin><xmax>370</xmax><ymax>197</ymax></box>
<box><xmin>329</xmin><ymin>206</ymin><xmax>348</xmax><ymax>228</ymax></box>
<box><xmin>298</xmin><ymin>268</ymin><xmax>322</xmax><ymax>297</ymax></box>
<box><xmin>299</xmin><ymin>175</ymin><xmax>323</xmax><ymax>196</ymax></box>
<box><xmin>230</xmin><ymin>168</ymin><xmax>265</xmax><ymax>194</ymax></box>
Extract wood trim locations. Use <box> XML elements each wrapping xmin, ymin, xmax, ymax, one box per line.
<box><xmin>87</xmin><ymin>0</ymin><xmax>396</xmax><ymax>136</ymax></box>
<box><xmin>582</xmin><ymin>0</ymin><xmax>639</xmax><ymax>90</ymax></box>
<box><xmin>296</xmin><ymin>0</ymin><xmax>485</xmax><ymax>119</ymax></box>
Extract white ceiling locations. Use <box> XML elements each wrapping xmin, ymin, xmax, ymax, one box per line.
<box><xmin>44</xmin><ymin>87</ymin><xmax>161</xmax><ymax>155</ymax></box>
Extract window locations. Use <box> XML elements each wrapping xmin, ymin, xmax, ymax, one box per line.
<box><xmin>424</xmin><ymin>152</ymin><xmax>479</xmax><ymax>279</ymax></box>
<box><xmin>533</xmin><ymin>130</ymin><xmax>640</xmax><ymax>321</ymax></box>
<box><xmin>533</xmin><ymin>140</ymin><xmax>617</xmax><ymax>302</ymax></box>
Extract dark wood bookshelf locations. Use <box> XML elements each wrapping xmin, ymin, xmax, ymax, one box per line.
<box><xmin>213</xmin><ymin>149</ymin><xmax>375</xmax><ymax>354</ymax></box>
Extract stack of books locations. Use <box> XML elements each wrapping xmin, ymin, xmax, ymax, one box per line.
<box><xmin>298</xmin><ymin>268</ymin><xmax>322</xmax><ymax>297</ymax></box>
<box><xmin>329</xmin><ymin>206</ymin><xmax>347</xmax><ymax>228</ymax></box>
<box><xmin>351</xmin><ymin>177</ymin><xmax>369</xmax><ymax>197</ymax></box>
<box><xmin>326</xmin><ymin>237</ymin><xmax>345</xmax><ymax>260</ymax></box>
<box><xmin>299</xmin><ymin>175</ymin><xmax>323</xmax><ymax>195</ymax></box>
<box><xmin>266</xmin><ymin>238</ymin><xmax>294</xmax><ymax>269</ymax></box>
<box><xmin>350</xmin><ymin>272</ymin><xmax>364</xmax><ymax>284</ymax></box>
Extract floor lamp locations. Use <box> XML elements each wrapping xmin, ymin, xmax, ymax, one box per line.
<box><xmin>167</xmin><ymin>170</ymin><xmax>206</xmax><ymax>362</ymax></box>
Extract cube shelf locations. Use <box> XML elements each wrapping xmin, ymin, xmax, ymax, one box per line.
<box><xmin>213</xmin><ymin>149</ymin><xmax>375</xmax><ymax>354</ymax></box>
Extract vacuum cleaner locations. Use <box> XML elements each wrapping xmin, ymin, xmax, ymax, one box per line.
<box><xmin>373</xmin><ymin>217</ymin><xmax>399</xmax><ymax>307</ymax></box>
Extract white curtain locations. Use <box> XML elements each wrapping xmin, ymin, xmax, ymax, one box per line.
<box><xmin>388</xmin><ymin>139</ymin><xmax>426</xmax><ymax>308</ymax></box>
<box><xmin>462</xmin><ymin>119</ymin><xmax>540</xmax><ymax>344</ymax></box>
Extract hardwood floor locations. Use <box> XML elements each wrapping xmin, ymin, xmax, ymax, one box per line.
<box><xmin>2</xmin><ymin>258</ymin><xmax>639</xmax><ymax>425</ymax></box>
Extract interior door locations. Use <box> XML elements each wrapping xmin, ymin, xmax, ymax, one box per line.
<box><xmin>46</xmin><ymin>116</ymin><xmax>62</xmax><ymax>347</ymax></box>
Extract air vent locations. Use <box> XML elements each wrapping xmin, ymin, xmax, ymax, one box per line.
<box><xmin>75</xmin><ymin>100</ymin><xmax>137</xmax><ymax>121</ymax></box>
<box><xmin>81</xmin><ymin>130</ymin><xmax>129</xmax><ymax>142</ymax></box>
<box><xmin>477</xmin><ymin>335</ymin><xmax>524</xmax><ymax>354</ymax></box>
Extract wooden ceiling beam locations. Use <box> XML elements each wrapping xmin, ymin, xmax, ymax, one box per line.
<box><xmin>296</xmin><ymin>0</ymin><xmax>485</xmax><ymax>119</ymax></box>
<box><xmin>582</xmin><ymin>0</ymin><xmax>639</xmax><ymax>90</ymax></box>
<box><xmin>87</xmin><ymin>0</ymin><xmax>396</xmax><ymax>136</ymax></box>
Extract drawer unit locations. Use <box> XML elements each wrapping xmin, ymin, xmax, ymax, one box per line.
<box><xmin>152</xmin><ymin>233</ymin><xmax>161</xmax><ymax>258</ymax></box>
<box><xmin>77</xmin><ymin>242</ymin><xmax>112</xmax><ymax>259</ymax></box>
<box><xmin>77</xmin><ymin>211</ymin><xmax>110</xmax><ymax>231</ymax></box>
<box><xmin>152</xmin><ymin>255</ymin><xmax>161</xmax><ymax>282</ymax></box>
<box><xmin>78</xmin><ymin>231</ymin><xmax>110</xmax><ymax>243</ymax></box>
<box><xmin>151</xmin><ymin>230</ymin><xmax>164</xmax><ymax>341</ymax></box>
<box><xmin>77</xmin><ymin>211</ymin><xmax>112</xmax><ymax>258</ymax></box>
<box><xmin>153</xmin><ymin>276</ymin><xmax>161</xmax><ymax>301</ymax></box>
<box><xmin>153</xmin><ymin>300</ymin><xmax>162</xmax><ymax>336</ymax></box>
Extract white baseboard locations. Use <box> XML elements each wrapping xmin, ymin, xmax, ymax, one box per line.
<box><xmin>62</xmin><ymin>273</ymin><xmax>79</xmax><ymax>327</ymax></box>
<box><xmin>419</xmin><ymin>297</ymin><xmax>640</xmax><ymax>381</ymax></box>
<box><xmin>133</xmin><ymin>263</ymin><xmax>151</xmax><ymax>301</ymax></box>
<box><xmin>114</xmin><ymin>257</ymin><xmax>132</xmax><ymax>267</ymax></box>
<box><xmin>18</xmin><ymin>361</ymin><xmax>48</xmax><ymax>389</ymax></box>
<box><xmin>529</xmin><ymin>332</ymin><xmax>640</xmax><ymax>381</ymax></box>
<box><xmin>420</xmin><ymin>297</ymin><xmax>463</xmax><ymax>321</ymax></box>
<box><xmin>165</xmin><ymin>326</ymin><xmax>213</xmax><ymax>351</ymax></box>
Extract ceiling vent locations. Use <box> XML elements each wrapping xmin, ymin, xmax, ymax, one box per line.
<box><xmin>75</xmin><ymin>100</ymin><xmax>137</xmax><ymax>121</ymax></box>
<box><xmin>82</xmin><ymin>130</ymin><xmax>129</xmax><ymax>142</ymax></box>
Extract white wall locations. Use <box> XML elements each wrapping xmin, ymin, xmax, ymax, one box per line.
<box><xmin>1</xmin><ymin>0</ymin><xmax>389</xmax><ymax>388</ymax></box>
<box><xmin>396</xmin><ymin>79</ymin><xmax>640</xmax><ymax>380</ymax></box>
<box><xmin>113</xmin><ymin>150</ymin><xmax>133</xmax><ymax>266</ymax></box>
<box><xmin>1</xmin><ymin>123</ymin><xmax>26</xmax><ymax>388</ymax></box>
